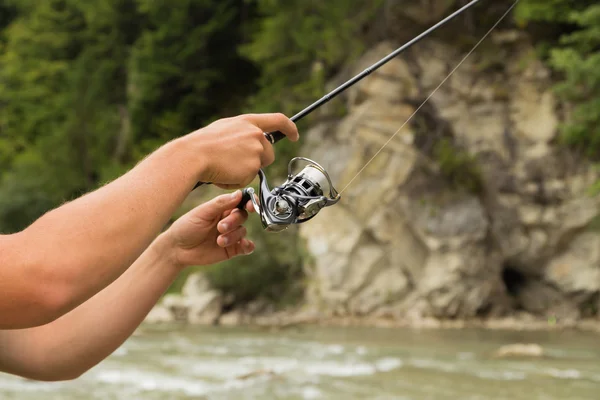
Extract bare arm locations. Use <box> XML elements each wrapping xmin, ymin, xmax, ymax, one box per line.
<box><xmin>0</xmin><ymin>113</ymin><xmax>297</xmax><ymax>329</ymax></box>
<box><xmin>0</xmin><ymin>234</ymin><xmax>179</xmax><ymax>381</ymax></box>
<box><xmin>0</xmin><ymin>191</ymin><xmax>254</xmax><ymax>381</ymax></box>
<box><xmin>0</xmin><ymin>138</ymin><xmax>196</xmax><ymax>329</ymax></box>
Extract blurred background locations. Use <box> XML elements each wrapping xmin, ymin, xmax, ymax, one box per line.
<box><xmin>1</xmin><ymin>0</ymin><xmax>600</xmax><ymax>398</ymax></box>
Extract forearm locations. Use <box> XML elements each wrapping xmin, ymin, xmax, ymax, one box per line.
<box><xmin>0</xmin><ymin>137</ymin><xmax>200</xmax><ymax>328</ymax></box>
<box><xmin>0</xmin><ymin>234</ymin><xmax>180</xmax><ymax>381</ymax></box>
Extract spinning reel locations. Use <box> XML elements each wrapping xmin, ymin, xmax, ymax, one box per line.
<box><xmin>237</xmin><ymin>157</ymin><xmax>340</xmax><ymax>232</ymax></box>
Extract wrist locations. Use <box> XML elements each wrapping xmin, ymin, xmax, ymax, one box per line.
<box><xmin>170</xmin><ymin>134</ymin><xmax>211</xmax><ymax>184</ymax></box>
<box><xmin>149</xmin><ymin>232</ymin><xmax>183</xmax><ymax>273</ymax></box>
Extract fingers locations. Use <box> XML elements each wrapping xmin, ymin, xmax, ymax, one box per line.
<box><xmin>229</xmin><ymin>238</ymin><xmax>255</xmax><ymax>257</ymax></box>
<box><xmin>218</xmin><ymin>208</ymin><xmax>248</xmax><ymax>234</ymax></box>
<box><xmin>243</xmin><ymin>113</ymin><xmax>299</xmax><ymax>142</ymax></box>
<box><xmin>195</xmin><ymin>190</ymin><xmax>244</xmax><ymax>220</ymax></box>
<box><xmin>217</xmin><ymin>226</ymin><xmax>247</xmax><ymax>248</ymax></box>
<box><xmin>260</xmin><ymin>134</ymin><xmax>275</xmax><ymax>167</ymax></box>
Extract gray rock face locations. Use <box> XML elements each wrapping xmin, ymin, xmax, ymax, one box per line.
<box><xmin>298</xmin><ymin>34</ymin><xmax>600</xmax><ymax>322</ymax></box>
<box><xmin>158</xmin><ymin>273</ymin><xmax>223</xmax><ymax>325</ymax></box>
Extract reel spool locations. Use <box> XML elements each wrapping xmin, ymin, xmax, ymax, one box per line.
<box><xmin>238</xmin><ymin>157</ymin><xmax>340</xmax><ymax>232</ymax></box>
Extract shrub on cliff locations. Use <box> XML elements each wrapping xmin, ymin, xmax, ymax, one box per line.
<box><xmin>516</xmin><ymin>1</ymin><xmax>600</xmax><ymax>160</ymax></box>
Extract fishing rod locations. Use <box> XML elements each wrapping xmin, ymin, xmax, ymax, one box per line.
<box><xmin>197</xmin><ymin>0</ymin><xmax>495</xmax><ymax>232</ymax></box>
<box><xmin>263</xmin><ymin>0</ymin><xmax>483</xmax><ymax>145</ymax></box>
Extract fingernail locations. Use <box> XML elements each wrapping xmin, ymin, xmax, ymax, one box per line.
<box><xmin>220</xmin><ymin>222</ymin><xmax>229</xmax><ymax>231</ymax></box>
<box><xmin>231</xmin><ymin>190</ymin><xmax>240</xmax><ymax>199</ymax></box>
<box><xmin>221</xmin><ymin>236</ymin><xmax>229</xmax><ymax>246</ymax></box>
<box><xmin>243</xmin><ymin>242</ymin><xmax>254</xmax><ymax>255</ymax></box>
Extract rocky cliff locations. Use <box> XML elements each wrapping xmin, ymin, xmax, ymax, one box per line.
<box><xmin>148</xmin><ymin>18</ymin><xmax>600</xmax><ymax>329</ymax></box>
<box><xmin>296</xmin><ymin>30</ymin><xmax>600</xmax><ymax>325</ymax></box>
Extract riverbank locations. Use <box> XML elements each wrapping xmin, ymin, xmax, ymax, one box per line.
<box><xmin>146</xmin><ymin>301</ymin><xmax>600</xmax><ymax>335</ymax></box>
<box><xmin>241</xmin><ymin>315</ymin><xmax>600</xmax><ymax>334</ymax></box>
<box><xmin>148</xmin><ymin>272</ymin><xmax>600</xmax><ymax>334</ymax></box>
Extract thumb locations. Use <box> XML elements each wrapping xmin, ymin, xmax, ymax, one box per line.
<box><xmin>198</xmin><ymin>190</ymin><xmax>243</xmax><ymax>219</ymax></box>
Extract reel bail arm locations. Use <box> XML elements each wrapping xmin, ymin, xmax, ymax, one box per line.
<box><xmin>238</xmin><ymin>157</ymin><xmax>340</xmax><ymax>232</ymax></box>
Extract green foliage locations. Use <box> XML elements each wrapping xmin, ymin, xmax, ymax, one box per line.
<box><xmin>128</xmin><ymin>0</ymin><xmax>260</xmax><ymax>153</ymax></box>
<box><xmin>433</xmin><ymin>139</ymin><xmax>483</xmax><ymax>195</ymax></box>
<box><xmin>0</xmin><ymin>0</ymin><xmax>259</xmax><ymax>232</ymax></box>
<box><xmin>241</xmin><ymin>0</ymin><xmax>383</xmax><ymax>118</ymax></box>
<box><xmin>515</xmin><ymin>0</ymin><xmax>600</xmax><ymax>159</ymax></box>
<box><xmin>0</xmin><ymin>1</ymin><xmax>115</xmax><ymax>230</ymax></box>
<box><xmin>514</xmin><ymin>0</ymin><xmax>582</xmax><ymax>23</ymax></box>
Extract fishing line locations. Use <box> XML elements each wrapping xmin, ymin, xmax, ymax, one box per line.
<box><xmin>338</xmin><ymin>0</ymin><xmax>521</xmax><ymax>195</ymax></box>
<box><xmin>218</xmin><ymin>0</ymin><xmax>521</xmax><ymax>232</ymax></box>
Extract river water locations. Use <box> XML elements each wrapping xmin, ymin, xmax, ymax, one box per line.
<box><xmin>1</xmin><ymin>324</ymin><xmax>599</xmax><ymax>399</ymax></box>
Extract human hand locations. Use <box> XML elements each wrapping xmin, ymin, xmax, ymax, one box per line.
<box><xmin>158</xmin><ymin>190</ymin><xmax>258</xmax><ymax>270</ymax></box>
<box><xmin>182</xmin><ymin>113</ymin><xmax>299</xmax><ymax>189</ymax></box>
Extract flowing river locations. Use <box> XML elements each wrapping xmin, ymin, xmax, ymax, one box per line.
<box><xmin>1</xmin><ymin>324</ymin><xmax>599</xmax><ymax>399</ymax></box>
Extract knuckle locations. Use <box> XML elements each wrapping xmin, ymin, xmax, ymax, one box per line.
<box><xmin>251</xmin><ymin>128</ymin><xmax>264</xmax><ymax>140</ymax></box>
<box><xmin>216</xmin><ymin>195</ymin><xmax>227</xmax><ymax>206</ymax></box>
<box><xmin>239</xmin><ymin>113</ymin><xmax>254</xmax><ymax>123</ymax></box>
<box><xmin>254</xmin><ymin>141</ymin><xmax>265</xmax><ymax>152</ymax></box>
<box><xmin>264</xmin><ymin>153</ymin><xmax>275</xmax><ymax>166</ymax></box>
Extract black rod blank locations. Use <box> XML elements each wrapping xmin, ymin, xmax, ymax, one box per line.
<box><xmin>265</xmin><ymin>0</ymin><xmax>482</xmax><ymax>144</ymax></box>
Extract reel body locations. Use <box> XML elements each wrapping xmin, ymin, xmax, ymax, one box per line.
<box><xmin>240</xmin><ymin>157</ymin><xmax>340</xmax><ymax>232</ymax></box>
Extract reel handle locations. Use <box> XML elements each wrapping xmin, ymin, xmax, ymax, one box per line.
<box><xmin>237</xmin><ymin>188</ymin><xmax>254</xmax><ymax>210</ymax></box>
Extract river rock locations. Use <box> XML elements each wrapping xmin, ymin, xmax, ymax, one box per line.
<box><xmin>159</xmin><ymin>273</ymin><xmax>223</xmax><ymax>325</ymax></box>
<box><xmin>297</xmin><ymin>32</ymin><xmax>600</xmax><ymax>322</ymax></box>
<box><xmin>236</xmin><ymin>369</ymin><xmax>278</xmax><ymax>381</ymax></box>
<box><xmin>161</xmin><ymin>294</ymin><xmax>192</xmax><ymax>322</ymax></box>
<box><xmin>492</xmin><ymin>343</ymin><xmax>544</xmax><ymax>359</ymax></box>
<box><xmin>219</xmin><ymin>310</ymin><xmax>243</xmax><ymax>326</ymax></box>
<box><xmin>182</xmin><ymin>272</ymin><xmax>212</xmax><ymax>297</ymax></box>
<box><xmin>188</xmin><ymin>291</ymin><xmax>223</xmax><ymax>325</ymax></box>
<box><xmin>144</xmin><ymin>305</ymin><xmax>174</xmax><ymax>324</ymax></box>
